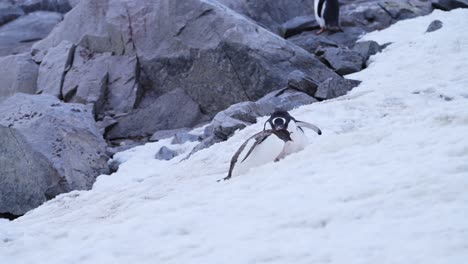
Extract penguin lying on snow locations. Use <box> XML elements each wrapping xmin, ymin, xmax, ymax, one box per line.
<box><xmin>314</xmin><ymin>0</ymin><xmax>341</xmax><ymax>35</ymax></box>
<box><xmin>222</xmin><ymin>111</ymin><xmax>322</xmax><ymax>181</ymax></box>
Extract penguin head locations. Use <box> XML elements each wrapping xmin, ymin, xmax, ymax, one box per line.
<box><xmin>265</xmin><ymin>110</ymin><xmax>294</xmax><ymax>131</ymax></box>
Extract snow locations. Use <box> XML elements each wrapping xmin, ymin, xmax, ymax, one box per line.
<box><xmin>1</xmin><ymin>9</ymin><xmax>468</xmax><ymax>264</ymax></box>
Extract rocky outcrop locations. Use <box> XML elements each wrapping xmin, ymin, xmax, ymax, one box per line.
<box><xmin>0</xmin><ymin>1</ymin><xmax>24</xmax><ymax>26</ymax></box>
<box><xmin>14</xmin><ymin>0</ymin><xmax>75</xmax><ymax>13</ymax></box>
<box><xmin>0</xmin><ymin>93</ymin><xmax>109</xmax><ymax>216</ymax></box>
<box><xmin>30</xmin><ymin>0</ymin><xmax>341</xmax><ymax>141</ymax></box>
<box><xmin>432</xmin><ymin>0</ymin><xmax>468</xmax><ymax>11</ymax></box>
<box><xmin>0</xmin><ymin>53</ymin><xmax>38</xmax><ymax>102</ymax></box>
<box><xmin>0</xmin><ymin>11</ymin><xmax>62</xmax><ymax>56</ymax></box>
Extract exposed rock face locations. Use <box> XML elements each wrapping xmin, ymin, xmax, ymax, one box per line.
<box><xmin>0</xmin><ymin>53</ymin><xmax>38</xmax><ymax>102</ymax></box>
<box><xmin>432</xmin><ymin>0</ymin><xmax>468</xmax><ymax>11</ymax></box>
<box><xmin>426</xmin><ymin>19</ymin><xmax>443</xmax><ymax>32</ymax></box>
<box><xmin>14</xmin><ymin>0</ymin><xmax>73</xmax><ymax>13</ymax></box>
<box><xmin>0</xmin><ymin>94</ymin><xmax>109</xmax><ymax>215</ymax></box>
<box><xmin>318</xmin><ymin>47</ymin><xmax>364</xmax><ymax>75</ymax></box>
<box><xmin>0</xmin><ymin>11</ymin><xmax>62</xmax><ymax>56</ymax></box>
<box><xmin>0</xmin><ymin>1</ymin><xmax>24</xmax><ymax>26</ymax></box>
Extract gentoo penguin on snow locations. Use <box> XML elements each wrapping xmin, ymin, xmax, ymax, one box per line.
<box><xmin>222</xmin><ymin>110</ymin><xmax>322</xmax><ymax>181</ymax></box>
<box><xmin>314</xmin><ymin>0</ymin><xmax>341</xmax><ymax>35</ymax></box>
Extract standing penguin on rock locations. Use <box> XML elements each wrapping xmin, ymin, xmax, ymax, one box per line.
<box><xmin>314</xmin><ymin>0</ymin><xmax>341</xmax><ymax>35</ymax></box>
<box><xmin>222</xmin><ymin>110</ymin><xmax>322</xmax><ymax>181</ymax></box>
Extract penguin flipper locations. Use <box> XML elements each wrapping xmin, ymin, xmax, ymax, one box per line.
<box><xmin>224</xmin><ymin>130</ymin><xmax>274</xmax><ymax>181</ymax></box>
<box><xmin>296</xmin><ymin>120</ymin><xmax>322</xmax><ymax>135</ymax></box>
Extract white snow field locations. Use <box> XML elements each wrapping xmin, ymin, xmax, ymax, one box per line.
<box><xmin>1</xmin><ymin>9</ymin><xmax>468</xmax><ymax>264</ymax></box>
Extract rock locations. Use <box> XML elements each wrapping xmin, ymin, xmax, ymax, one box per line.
<box><xmin>318</xmin><ymin>47</ymin><xmax>364</xmax><ymax>75</ymax></box>
<box><xmin>0</xmin><ymin>93</ymin><xmax>109</xmax><ymax>215</ymax></box>
<box><xmin>106</xmin><ymin>88</ymin><xmax>206</xmax><ymax>140</ymax></box>
<box><xmin>0</xmin><ymin>1</ymin><xmax>24</xmax><ymax>26</ymax></box>
<box><xmin>15</xmin><ymin>0</ymin><xmax>73</xmax><ymax>13</ymax></box>
<box><xmin>426</xmin><ymin>20</ymin><xmax>443</xmax><ymax>33</ymax></box>
<box><xmin>154</xmin><ymin>146</ymin><xmax>178</xmax><ymax>161</ymax></box>
<box><xmin>287</xmin><ymin>70</ymin><xmax>318</xmax><ymax>95</ymax></box>
<box><xmin>96</xmin><ymin>115</ymin><xmax>117</xmax><ymax>135</ymax></box>
<box><xmin>0</xmin><ymin>53</ymin><xmax>38</xmax><ymax>102</ymax></box>
<box><xmin>32</xmin><ymin>0</ymin><xmax>340</xmax><ymax>116</ymax></box>
<box><xmin>255</xmin><ymin>89</ymin><xmax>318</xmax><ymax>116</ymax></box>
<box><xmin>288</xmin><ymin>27</ymin><xmax>366</xmax><ymax>54</ymax></box>
<box><xmin>37</xmin><ymin>40</ymin><xmax>75</xmax><ymax>98</ymax></box>
<box><xmin>216</xmin><ymin>0</ymin><xmax>315</xmax><ymax>35</ymax></box>
<box><xmin>340</xmin><ymin>1</ymin><xmax>393</xmax><ymax>31</ymax></box>
<box><xmin>62</xmin><ymin>46</ymin><xmax>109</xmax><ymax>110</ymax></box>
<box><xmin>353</xmin><ymin>40</ymin><xmax>382</xmax><ymax>61</ymax></box>
<box><xmin>62</xmin><ymin>47</ymin><xmax>140</xmax><ymax>115</ymax></box>
<box><xmin>432</xmin><ymin>0</ymin><xmax>468</xmax><ymax>11</ymax></box>
<box><xmin>280</xmin><ymin>15</ymin><xmax>318</xmax><ymax>38</ymax></box>
<box><xmin>171</xmin><ymin>132</ymin><xmax>200</xmax><ymax>145</ymax></box>
<box><xmin>191</xmin><ymin>89</ymin><xmax>317</xmax><ymax>155</ymax></box>
<box><xmin>205</xmin><ymin>101</ymin><xmax>260</xmax><ymax>141</ymax></box>
<box><xmin>314</xmin><ymin>77</ymin><xmax>361</xmax><ymax>100</ymax></box>
<box><xmin>103</xmin><ymin>55</ymin><xmax>141</xmax><ymax>114</ymax></box>
<box><xmin>106</xmin><ymin>138</ymin><xmax>147</xmax><ymax>157</ymax></box>
<box><xmin>0</xmin><ymin>11</ymin><xmax>63</xmax><ymax>57</ymax></box>
<box><xmin>150</xmin><ymin>128</ymin><xmax>191</xmax><ymax>142</ymax></box>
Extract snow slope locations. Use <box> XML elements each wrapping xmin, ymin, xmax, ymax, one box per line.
<box><xmin>1</xmin><ymin>9</ymin><xmax>468</xmax><ymax>264</ymax></box>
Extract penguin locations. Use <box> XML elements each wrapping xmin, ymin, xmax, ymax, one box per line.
<box><xmin>314</xmin><ymin>0</ymin><xmax>341</xmax><ymax>35</ymax></box>
<box><xmin>222</xmin><ymin>110</ymin><xmax>322</xmax><ymax>181</ymax></box>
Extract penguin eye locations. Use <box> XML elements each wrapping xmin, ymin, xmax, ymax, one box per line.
<box><xmin>273</xmin><ymin>117</ymin><xmax>286</xmax><ymax>126</ymax></box>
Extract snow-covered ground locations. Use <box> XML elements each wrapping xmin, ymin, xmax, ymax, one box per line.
<box><xmin>1</xmin><ymin>9</ymin><xmax>468</xmax><ymax>264</ymax></box>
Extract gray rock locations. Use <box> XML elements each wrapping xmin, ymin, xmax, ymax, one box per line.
<box><xmin>106</xmin><ymin>88</ymin><xmax>206</xmax><ymax>140</ymax></box>
<box><xmin>0</xmin><ymin>53</ymin><xmax>38</xmax><ymax>102</ymax></box>
<box><xmin>191</xmin><ymin>89</ymin><xmax>317</xmax><ymax>155</ymax></box>
<box><xmin>0</xmin><ymin>11</ymin><xmax>63</xmax><ymax>57</ymax></box>
<box><xmin>32</xmin><ymin>0</ymin><xmax>340</xmax><ymax>116</ymax></box>
<box><xmin>255</xmin><ymin>89</ymin><xmax>318</xmax><ymax>116</ymax></box>
<box><xmin>62</xmin><ymin>46</ymin><xmax>109</xmax><ymax>110</ymax></box>
<box><xmin>288</xmin><ymin>27</ymin><xmax>365</xmax><ymax>54</ymax></box>
<box><xmin>37</xmin><ymin>40</ymin><xmax>75</xmax><ymax>98</ymax></box>
<box><xmin>15</xmin><ymin>0</ymin><xmax>73</xmax><ymax>13</ymax></box>
<box><xmin>150</xmin><ymin>128</ymin><xmax>191</xmax><ymax>142</ymax></box>
<box><xmin>96</xmin><ymin>115</ymin><xmax>117</xmax><ymax>135</ymax></box>
<box><xmin>216</xmin><ymin>0</ymin><xmax>315</xmax><ymax>35</ymax></box>
<box><xmin>432</xmin><ymin>0</ymin><xmax>468</xmax><ymax>11</ymax></box>
<box><xmin>154</xmin><ymin>146</ymin><xmax>178</xmax><ymax>161</ymax></box>
<box><xmin>280</xmin><ymin>15</ymin><xmax>318</xmax><ymax>38</ymax></box>
<box><xmin>353</xmin><ymin>40</ymin><xmax>382</xmax><ymax>61</ymax></box>
<box><xmin>104</xmin><ymin>55</ymin><xmax>140</xmax><ymax>114</ymax></box>
<box><xmin>0</xmin><ymin>2</ymin><xmax>24</xmax><ymax>26</ymax></box>
<box><xmin>171</xmin><ymin>132</ymin><xmax>200</xmax><ymax>145</ymax></box>
<box><xmin>0</xmin><ymin>93</ymin><xmax>109</xmax><ymax>215</ymax></box>
<box><xmin>287</xmin><ymin>70</ymin><xmax>318</xmax><ymax>95</ymax></box>
<box><xmin>426</xmin><ymin>20</ymin><xmax>443</xmax><ymax>33</ymax></box>
<box><xmin>314</xmin><ymin>77</ymin><xmax>361</xmax><ymax>100</ymax></box>
<box><xmin>318</xmin><ymin>47</ymin><xmax>364</xmax><ymax>75</ymax></box>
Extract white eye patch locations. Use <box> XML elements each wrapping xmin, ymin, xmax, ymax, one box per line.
<box><xmin>272</xmin><ymin>117</ymin><xmax>286</xmax><ymax>125</ymax></box>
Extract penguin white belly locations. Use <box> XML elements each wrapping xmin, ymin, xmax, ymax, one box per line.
<box><xmin>233</xmin><ymin>135</ymin><xmax>284</xmax><ymax>177</ymax></box>
<box><xmin>287</xmin><ymin>129</ymin><xmax>309</xmax><ymax>154</ymax></box>
<box><xmin>314</xmin><ymin>0</ymin><xmax>326</xmax><ymax>27</ymax></box>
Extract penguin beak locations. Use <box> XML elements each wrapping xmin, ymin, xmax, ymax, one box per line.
<box><xmin>296</xmin><ymin>121</ymin><xmax>322</xmax><ymax>135</ymax></box>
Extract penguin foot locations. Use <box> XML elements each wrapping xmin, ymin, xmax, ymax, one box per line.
<box><xmin>315</xmin><ymin>28</ymin><xmax>326</xmax><ymax>35</ymax></box>
<box><xmin>218</xmin><ymin>176</ymin><xmax>231</xmax><ymax>182</ymax></box>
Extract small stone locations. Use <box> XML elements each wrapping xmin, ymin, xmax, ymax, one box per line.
<box><xmin>426</xmin><ymin>20</ymin><xmax>443</xmax><ymax>33</ymax></box>
<box><xmin>155</xmin><ymin>146</ymin><xmax>178</xmax><ymax>161</ymax></box>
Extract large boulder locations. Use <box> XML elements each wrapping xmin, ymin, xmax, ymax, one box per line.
<box><xmin>0</xmin><ymin>53</ymin><xmax>38</xmax><ymax>102</ymax></box>
<box><xmin>0</xmin><ymin>11</ymin><xmax>63</xmax><ymax>56</ymax></box>
<box><xmin>432</xmin><ymin>0</ymin><xmax>468</xmax><ymax>11</ymax></box>
<box><xmin>0</xmin><ymin>93</ymin><xmax>109</xmax><ymax>216</ymax></box>
<box><xmin>0</xmin><ymin>1</ymin><xmax>24</xmax><ymax>26</ymax></box>
<box><xmin>14</xmin><ymin>0</ymin><xmax>74</xmax><ymax>13</ymax></box>
<box><xmin>216</xmin><ymin>0</ymin><xmax>314</xmax><ymax>35</ymax></box>
<box><xmin>32</xmin><ymin>0</ymin><xmax>340</xmax><ymax>117</ymax></box>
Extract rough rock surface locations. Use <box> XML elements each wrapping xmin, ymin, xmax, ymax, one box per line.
<box><xmin>154</xmin><ymin>146</ymin><xmax>178</xmax><ymax>161</ymax></box>
<box><xmin>14</xmin><ymin>0</ymin><xmax>74</xmax><ymax>13</ymax></box>
<box><xmin>0</xmin><ymin>93</ymin><xmax>109</xmax><ymax>215</ymax></box>
<box><xmin>0</xmin><ymin>1</ymin><xmax>23</xmax><ymax>26</ymax></box>
<box><xmin>352</xmin><ymin>41</ymin><xmax>382</xmax><ymax>62</ymax></box>
<box><xmin>32</xmin><ymin>0</ymin><xmax>340</xmax><ymax>116</ymax></box>
<box><xmin>106</xmin><ymin>88</ymin><xmax>206</xmax><ymax>140</ymax></box>
<box><xmin>0</xmin><ymin>53</ymin><xmax>38</xmax><ymax>101</ymax></box>
<box><xmin>426</xmin><ymin>19</ymin><xmax>443</xmax><ymax>32</ymax></box>
<box><xmin>432</xmin><ymin>0</ymin><xmax>468</xmax><ymax>11</ymax></box>
<box><xmin>0</xmin><ymin>11</ymin><xmax>62</xmax><ymax>56</ymax></box>
<box><xmin>37</xmin><ymin>40</ymin><xmax>75</xmax><ymax>98</ymax></box>
<box><xmin>314</xmin><ymin>77</ymin><xmax>361</xmax><ymax>100</ymax></box>
<box><xmin>318</xmin><ymin>47</ymin><xmax>364</xmax><ymax>75</ymax></box>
